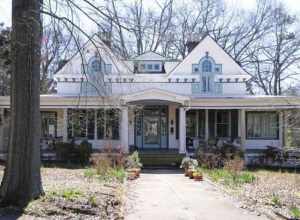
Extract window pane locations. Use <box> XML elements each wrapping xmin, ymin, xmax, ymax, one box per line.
<box><xmin>187</xmin><ymin>110</ymin><xmax>197</xmax><ymax>137</ymax></box>
<box><xmin>106</xmin><ymin>109</ymin><xmax>120</xmax><ymax>140</ymax></box>
<box><xmin>87</xmin><ymin>110</ymin><xmax>95</xmax><ymax>139</ymax></box>
<box><xmin>216</xmin><ymin>110</ymin><xmax>229</xmax><ymax>137</ymax></box>
<box><xmin>97</xmin><ymin>109</ymin><xmax>105</xmax><ymax>139</ymax></box>
<box><xmin>246</xmin><ymin>112</ymin><xmax>278</xmax><ymax>139</ymax></box>
<box><xmin>202</xmin><ymin>60</ymin><xmax>212</xmax><ymax>72</ymax></box>
<box><xmin>68</xmin><ymin>109</ymin><xmax>87</xmax><ymax>138</ymax></box>
<box><xmin>202</xmin><ymin>76</ymin><xmax>207</xmax><ymax>92</ymax></box>
<box><xmin>176</xmin><ymin>109</ymin><xmax>179</xmax><ymax>139</ymax></box>
<box><xmin>41</xmin><ymin>112</ymin><xmax>57</xmax><ymax>138</ymax></box>
<box><xmin>198</xmin><ymin>110</ymin><xmax>205</xmax><ymax>139</ymax></box>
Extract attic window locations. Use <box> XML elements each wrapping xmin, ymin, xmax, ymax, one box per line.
<box><xmin>202</xmin><ymin>60</ymin><xmax>212</xmax><ymax>72</ymax></box>
<box><xmin>91</xmin><ymin>60</ymin><xmax>102</xmax><ymax>72</ymax></box>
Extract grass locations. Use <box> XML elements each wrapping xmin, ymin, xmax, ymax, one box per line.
<box><xmin>202</xmin><ymin>168</ymin><xmax>256</xmax><ymax>187</ymax></box>
<box><xmin>84</xmin><ymin>167</ymin><xmax>126</xmax><ymax>183</ymax></box>
<box><xmin>61</xmin><ymin>189</ymin><xmax>83</xmax><ymax>201</ymax></box>
<box><xmin>271</xmin><ymin>194</ymin><xmax>281</xmax><ymax>207</ymax></box>
<box><xmin>290</xmin><ymin>207</ymin><xmax>300</xmax><ymax>218</ymax></box>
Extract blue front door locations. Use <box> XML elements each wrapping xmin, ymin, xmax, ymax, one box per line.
<box><xmin>135</xmin><ymin>106</ymin><xmax>168</xmax><ymax>149</ymax></box>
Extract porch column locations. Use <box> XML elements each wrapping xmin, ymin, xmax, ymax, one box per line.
<box><xmin>279</xmin><ymin>111</ymin><xmax>284</xmax><ymax>148</ymax></box>
<box><xmin>121</xmin><ymin>107</ymin><xmax>129</xmax><ymax>153</ymax></box>
<box><xmin>239</xmin><ymin>109</ymin><xmax>246</xmax><ymax>149</ymax></box>
<box><xmin>179</xmin><ymin>107</ymin><xmax>186</xmax><ymax>154</ymax></box>
<box><xmin>205</xmin><ymin>109</ymin><xmax>209</xmax><ymax>141</ymax></box>
<box><xmin>62</xmin><ymin>108</ymin><xmax>68</xmax><ymax>142</ymax></box>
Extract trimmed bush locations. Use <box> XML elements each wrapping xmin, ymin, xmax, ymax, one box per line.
<box><xmin>77</xmin><ymin>140</ymin><xmax>92</xmax><ymax>165</ymax></box>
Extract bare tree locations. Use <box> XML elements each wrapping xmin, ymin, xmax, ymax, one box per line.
<box><xmin>246</xmin><ymin>3</ymin><xmax>300</xmax><ymax>95</ymax></box>
<box><xmin>0</xmin><ymin>0</ymin><xmax>44</xmax><ymax>206</ymax></box>
<box><xmin>0</xmin><ymin>24</ymin><xmax>11</xmax><ymax>96</ymax></box>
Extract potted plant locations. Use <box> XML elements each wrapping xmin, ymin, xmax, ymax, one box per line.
<box><xmin>126</xmin><ymin>151</ymin><xmax>143</xmax><ymax>179</ymax></box>
<box><xmin>188</xmin><ymin>159</ymin><xmax>198</xmax><ymax>179</ymax></box>
<box><xmin>193</xmin><ymin>168</ymin><xmax>203</xmax><ymax>181</ymax></box>
<box><xmin>180</xmin><ymin>157</ymin><xmax>192</xmax><ymax>176</ymax></box>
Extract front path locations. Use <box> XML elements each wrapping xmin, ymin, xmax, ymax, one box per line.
<box><xmin>125</xmin><ymin>169</ymin><xmax>267</xmax><ymax>220</ymax></box>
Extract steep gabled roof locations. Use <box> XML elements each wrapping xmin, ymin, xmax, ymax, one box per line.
<box><xmin>168</xmin><ymin>35</ymin><xmax>249</xmax><ymax>76</ymax></box>
<box><xmin>55</xmin><ymin>34</ymin><xmax>132</xmax><ymax>78</ymax></box>
<box><xmin>131</xmin><ymin>51</ymin><xmax>167</xmax><ymax>61</ymax></box>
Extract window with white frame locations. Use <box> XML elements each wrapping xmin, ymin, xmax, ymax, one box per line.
<box><xmin>246</xmin><ymin>112</ymin><xmax>279</xmax><ymax>139</ymax></box>
<box><xmin>216</xmin><ymin>110</ymin><xmax>230</xmax><ymax>138</ymax></box>
<box><xmin>138</xmin><ymin>61</ymin><xmax>162</xmax><ymax>73</ymax></box>
<box><xmin>97</xmin><ymin>109</ymin><xmax>120</xmax><ymax>140</ymax></box>
<box><xmin>67</xmin><ymin>109</ymin><xmax>120</xmax><ymax>140</ymax></box>
<box><xmin>67</xmin><ymin>109</ymin><xmax>95</xmax><ymax>139</ymax></box>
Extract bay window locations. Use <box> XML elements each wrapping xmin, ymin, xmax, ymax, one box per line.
<box><xmin>246</xmin><ymin>112</ymin><xmax>279</xmax><ymax>139</ymax></box>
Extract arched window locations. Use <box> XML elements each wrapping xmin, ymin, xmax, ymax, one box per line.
<box><xmin>90</xmin><ymin>59</ymin><xmax>102</xmax><ymax>73</ymax></box>
<box><xmin>202</xmin><ymin>59</ymin><xmax>212</xmax><ymax>72</ymax></box>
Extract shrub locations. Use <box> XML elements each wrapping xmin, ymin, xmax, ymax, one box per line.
<box><xmin>198</xmin><ymin>153</ymin><xmax>223</xmax><ymax>169</ymax></box>
<box><xmin>224</xmin><ymin>157</ymin><xmax>245</xmax><ymax>175</ymax></box>
<box><xmin>125</xmin><ymin>151</ymin><xmax>142</xmax><ymax>169</ymax></box>
<box><xmin>180</xmin><ymin>157</ymin><xmax>192</xmax><ymax>170</ymax></box>
<box><xmin>290</xmin><ymin>207</ymin><xmax>300</xmax><ymax>219</ymax></box>
<box><xmin>77</xmin><ymin>140</ymin><xmax>92</xmax><ymax>165</ymax></box>
<box><xmin>93</xmin><ymin>156</ymin><xmax>112</xmax><ymax>176</ymax></box>
<box><xmin>108</xmin><ymin>167</ymin><xmax>126</xmax><ymax>183</ymax></box>
<box><xmin>84</xmin><ymin>168</ymin><xmax>97</xmax><ymax>179</ymax></box>
<box><xmin>55</xmin><ymin>142</ymin><xmax>74</xmax><ymax>161</ymax></box>
<box><xmin>88</xmin><ymin>195</ymin><xmax>97</xmax><ymax>207</ymax></box>
<box><xmin>271</xmin><ymin>194</ymin><xmax>281</xmax><ymax>207</ymax></box>
<box><xmin>238</xmin><ymin>172</ymin><xmax>255</xmax><ymax>184</ymax></box>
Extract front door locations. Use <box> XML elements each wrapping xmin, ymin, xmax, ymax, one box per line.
<box><xmin>135</xmin><ymin>106</ymin><xmax>168</xmax><ymax>149</ymax></box>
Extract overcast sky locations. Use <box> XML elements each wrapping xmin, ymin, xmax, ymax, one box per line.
<box><xmin>1</xmin><ymin>0</ymin><xmax>300</xmax><ymax>27</ymax></box>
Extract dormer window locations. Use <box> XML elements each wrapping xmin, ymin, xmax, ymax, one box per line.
<box><xmin>137</xmin><ymin>61</ymin><xmax>163</xmax><ymax>73</ymax></box>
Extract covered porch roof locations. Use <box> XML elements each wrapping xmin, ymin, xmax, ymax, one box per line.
<box><xmin>0</xmin><ymin>92</ymin><xmax>299</xmax><ymax>109</ymax></box>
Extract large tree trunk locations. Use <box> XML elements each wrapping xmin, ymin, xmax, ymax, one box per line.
<box><xmin>0</xmin><ymin>0</ymin><xmax>44</xmax><ymax>206</ymax></box>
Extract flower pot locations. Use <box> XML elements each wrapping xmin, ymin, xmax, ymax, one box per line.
<box><xmin>134</xmin><ymin>168</ymin><xmax>141</xmax><ymax>177</ymax></box>
<box><xmin>187</xmin><ymin>170</ymin><xmax>193</xmax><ymax>178</ymax></box>
<box><xmin>184</xmin><ymin>169</ymin><xmax>189</xmax><ymax>177</ymax></box>
<box><xmin>193</xmin><ymin>175</ymin><xmax>203</xmax><ymax>181</ymax></box>
<box><xmin>127</xmin><ymin>171</ymin><xmax>137</xmax><ymax>180</ymax></box>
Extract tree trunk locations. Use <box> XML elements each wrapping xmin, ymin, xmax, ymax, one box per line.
<box><xmin>0</xmin><ymin>0</ymin><xmax>44</xmax><ymax>207</ymax></box>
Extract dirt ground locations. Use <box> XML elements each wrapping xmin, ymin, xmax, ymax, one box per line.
<box><xmin>0</xmin><ymin>165</ymin><xmax>125</xmax><ymax>220</ymax></box>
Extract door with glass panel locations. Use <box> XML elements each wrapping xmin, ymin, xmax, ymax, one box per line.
<box><xmin>134</xmin><ymin>106</ymin><xmax>168</xmax><ymax>149</ymax></box>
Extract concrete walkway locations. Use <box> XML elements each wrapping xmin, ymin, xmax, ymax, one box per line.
<box><xmin>125</xmin><ymin>169</ymin><xmax>268</xmax><ymax>220</ymax></box>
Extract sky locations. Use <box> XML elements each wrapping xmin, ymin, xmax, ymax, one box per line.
<box><xmin>1</xmin><ymin>0</ymin><xmax>300</xmax><ymax>28</ymax></box>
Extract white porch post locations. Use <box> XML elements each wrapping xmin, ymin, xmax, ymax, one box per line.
<box><xmin>279</xmin><ymin>111</ymin><xmax>284</xmax><ymax>148</ymax></box>
<box><xmin>62</xmin><ymin>108</ymin><xmax>68</xmax><ymax>142</ymax></box>
<box><xmin>121</xmin><ymin>107</ymin><xmax>129</xmax><ymax>153</ymax></box>
<box><xmin>205</xmin><ymin>109</ymin><xmax>209</xmax><ymax>141</ymax></box>
<box><xmin>239</xmin><ymin>109</ymin><xmax>246</xmax><ymax>149</ymax></box>
<box><xmin>179</xmin><ymin>107</ymin><xmax>186</xmax><ymax>154</ymax></box>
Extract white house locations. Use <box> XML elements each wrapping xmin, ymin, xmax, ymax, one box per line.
<box><xmin>0</xmin><ymin>34</ymin><xmax>300</xmax><ymax>161</ymax></box>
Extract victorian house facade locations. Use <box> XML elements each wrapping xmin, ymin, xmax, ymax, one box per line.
<box><xmin>0</xmin><ymin>35</ymin><xmax>300</xmax><ymax>161</ymax></box>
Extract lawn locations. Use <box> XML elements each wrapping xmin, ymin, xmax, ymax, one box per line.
<box><xmin>0</xmin><ymin>165</ymin><xmax>125</xmax><ymax>219</ymax></box>
<box><xmin>203</xmin><ymin>168</ymin><xmax>300</xmax><ymax>219</ymax></box>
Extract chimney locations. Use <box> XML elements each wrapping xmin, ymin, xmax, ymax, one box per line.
<box><xmin>98</xmin><ymin>31</ymin><xmax>112</xmax><ymax>48</ymax></box>
<box><xmin>186</xmin><ymin>33</ymin><xmax>201</xmax><ymax>53</ymax></box>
